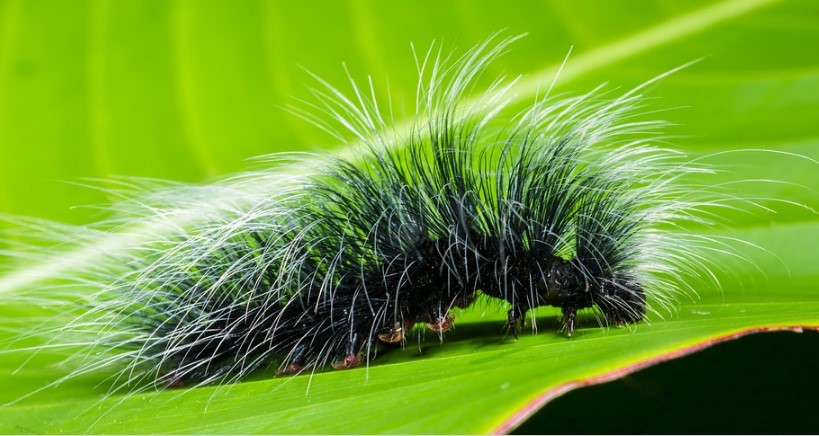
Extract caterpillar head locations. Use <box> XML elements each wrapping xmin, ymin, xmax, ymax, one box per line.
<box><xmin>594</xmin><ymin>272</ymin><xmax>647</xmax><ymax>325</ymax></box>
<box><xmin>531</xmin><ymin>259</ymin><xmax>647</xmax><ymax>334</ymax></box>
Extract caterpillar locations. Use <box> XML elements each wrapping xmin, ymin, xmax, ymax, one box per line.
<box><xmin>4</xmin><ymin>35</ymin><xmax>734</xmax><ymax>395</ymax></box>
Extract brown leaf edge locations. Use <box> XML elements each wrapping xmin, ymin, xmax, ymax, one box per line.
<box><xmin>492</xmin><ymin>325</ymin><xmax>819</xmax><ymax>434</ymax></box>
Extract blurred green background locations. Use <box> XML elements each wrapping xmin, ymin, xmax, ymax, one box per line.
<box><xmin>3</xmin><ymin>0</ymin><xmax>817</xmax><ymax>227</ymax></box>
<box><xmin>1</xmin><ymin>0</ymin><xmax>818</xmax><ymax>433</ymax></box>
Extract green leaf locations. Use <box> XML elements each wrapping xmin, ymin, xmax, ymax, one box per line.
<box><xmin>1</xmin><ymin>0</ymin><xmax>818</xmax><ymax>433</ymax></box>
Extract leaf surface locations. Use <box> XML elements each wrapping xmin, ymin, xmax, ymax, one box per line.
<box><xmin>1</xmin><ymin>0</ymin><xmax>818</xmax><ymax>433</ymax></box>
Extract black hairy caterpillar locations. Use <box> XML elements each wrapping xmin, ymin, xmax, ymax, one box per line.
<box><xmin>4</xmin><ymin>35</ymin><xmax>731</xmax><ymax>393</ymax></box>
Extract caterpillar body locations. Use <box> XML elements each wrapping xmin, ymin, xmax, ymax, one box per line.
<box><xmin>5</xmin><ymin>36</ymin><xmax>725</xmax><ymax>393</ymax></box>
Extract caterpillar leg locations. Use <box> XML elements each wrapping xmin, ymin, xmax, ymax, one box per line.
<box><xmin>378</xmin><ymin>317</ymin><xmax>416</xmax><ymax>344</ymax></box>
<box><xmin>424</xmin><ymin>293</ymin><xmax>476</xmax><ymax>334</ymax></box>
<box><xmin>331</xmin><ymin>353</ymin><xmax>363</xmax><ymax>370</ymax></box>
<box><xmin>427</xmin><ymin>314</ymin><xmax>455</xmax><ymax>333</ymax></box>
<box><xmin>561</xmin><ymin>306</ymin><xmax>577</xmax><ymax>337</ymax></box>
<box><xmin>378</xmin><ymin>324</ymin><xmax>405</xmax><ymax>344</ymax></box>
<box><xmin>277</xmin><ymin>363</ymin><xmax>306</xmax><ymax>375</ymax></box>
<box><xmin>163</xmin><ymin>368</ymin><xmax>187</xmax><ymax>388</ymax></box>
<box><xmin>277</xmin><ymin>345</ymin><xmax>308</xmax><ymax>375</ymax></box>
<box><xmin>332</xmin><ymin>334</ymin><xmax>365</xmax><ymax>370</ymax></box>
<box><xmin>507</xmin><ymin>305</ymin><xmax>527</xmax><ymax>339</ymax></box>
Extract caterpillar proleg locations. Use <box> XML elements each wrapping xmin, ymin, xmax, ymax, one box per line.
<box><xmin>2</xmin><ymin>34</ymin><xmax>767</xmax><ymax>395</ymax></box>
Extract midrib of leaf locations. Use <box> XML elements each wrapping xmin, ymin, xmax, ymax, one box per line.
<box><xmin>0</xmin><ymin>0</ymin><xmax>781</xmax><ymax>295</ymax></box>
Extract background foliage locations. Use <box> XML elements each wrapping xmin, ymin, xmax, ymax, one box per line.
<box><xmin>1</xmin><ymin>0</ymin><xmax>818</xmax><ymax>433</ymax></box>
